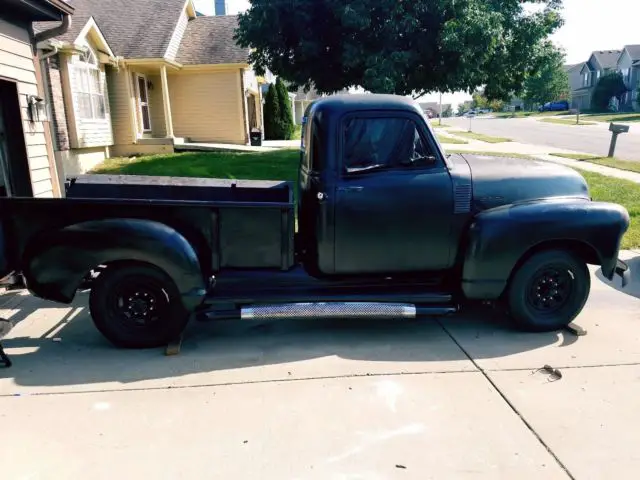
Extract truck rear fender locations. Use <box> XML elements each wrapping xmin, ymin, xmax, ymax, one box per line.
<box><xmin>461</xmin><ymin>199</ymin><xmax>629</xmax><ymax>299</ymax></box>
<box><xmin>22</xmin><ymin>219</ymin><xmax>206</xmax><ymax>310</ymax></box>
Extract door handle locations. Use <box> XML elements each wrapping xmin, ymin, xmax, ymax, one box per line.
<box><xmin>337</xmin><ymin>186</ymin><xmax>364</xmax><ymax>193</ymax></box>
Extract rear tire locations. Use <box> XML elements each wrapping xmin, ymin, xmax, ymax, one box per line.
<box><xmin>89</xmin><ymin>264</ymin><xmax>190</xmax><ymax>348</ymax></box>
<box><xmin>507</xmin><ymin>250</ymin><xmax>590</xmax><ymax>332</ymax></box>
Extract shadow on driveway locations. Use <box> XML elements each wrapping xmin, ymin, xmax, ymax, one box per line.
<box><xmin>0</xmin><ymin>292</ymin><xmax>578</xmax><ymax>391</ymax></box>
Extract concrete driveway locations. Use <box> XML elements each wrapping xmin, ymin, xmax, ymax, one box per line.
<box><xmin>1</xmin><ymin>253</ymin><xmax>639</xmax><ymax>479</ymax></box>
<box><xmin>447</xmin><ymin>116</ymin><xmax>640</xmax><ymax>161</ymax></box>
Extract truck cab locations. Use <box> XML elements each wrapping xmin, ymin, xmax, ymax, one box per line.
<box><xmin>298</xmin><ymin>95</ymin><xmax>465</xmax><ymax>276</ymax></box>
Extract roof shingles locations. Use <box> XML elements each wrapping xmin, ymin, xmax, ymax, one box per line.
<box><xmin>35</xmin><ymin>0</ymin><xmax>189</xmax><ymax>59</ymax></box>
<box><xmin>176</xmin><ymin>16</ymin><xmax>249</xmax><ymax>65</ymax></box>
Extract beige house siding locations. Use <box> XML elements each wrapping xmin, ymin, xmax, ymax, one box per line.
<box><xmin>165</xmin><ymin>8</ymin><xmax>189</xmax><ymax>60</ymax></box>
<box><xmin>147</xmin><ymin>73</ymin><xmax>166</xmax><ymax>137</ymax></box>
<box><xmin>106</xmin><ymin>65</ymin><xmax>135</xmax><ymax>146</ymax></box>
<box><xmin>0</xmin><ymin>20</ymin><xmax>55</xmax><ymax>198</ymax></box>
<box><xmin>169</xmin><ymin>70</ymin><xmax>245</xmax><ymax>143</ymax></box>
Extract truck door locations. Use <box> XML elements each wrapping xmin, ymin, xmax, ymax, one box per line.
<box><xmin>333</xmin><ymin>113</ymin><xmax>454</xmax><ymax>274</ymax></box>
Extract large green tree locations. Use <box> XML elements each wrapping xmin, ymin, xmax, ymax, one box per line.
<box><xmin>236</xmin><ymin>0</ymin><xmax>564</xmax><ymax>99</ymax></box>
<box><xmin>522</xmin><ymin>46</ymin><xmax>569</xmax><ymax>106</ymax></box>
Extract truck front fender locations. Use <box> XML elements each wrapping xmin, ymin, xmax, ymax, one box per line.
<box><xmin>462</xmin><ymin>199</ymin><xmax>629</xmax><ymax>299</ymax></box>
<box><xmin>22</xmin><ymin>219</ymin><xmax>206</xmax><ymax>310</ymax></box>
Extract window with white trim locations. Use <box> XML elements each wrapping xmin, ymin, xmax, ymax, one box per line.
<box><xmin>73</xmin><ymin>47</ymin><xmax>106</xmax><ymax>119</ymax></box>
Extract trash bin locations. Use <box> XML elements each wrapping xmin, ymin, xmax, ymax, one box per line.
<box><xmin>250</xmin><ymin>129</ymin><xmax>262</xmax><ymax>146</ymax></box>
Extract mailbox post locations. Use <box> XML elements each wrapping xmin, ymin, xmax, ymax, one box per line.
<box><xmin>608</xmin><ymin>123</ymin><xmax>629</xmax><ymax>157</ymax></box>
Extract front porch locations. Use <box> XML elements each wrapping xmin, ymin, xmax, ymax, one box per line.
<box><xmin>108</xmin><ymin>60</ymin><xmax>263</xmax><ymax>157</ymax></box>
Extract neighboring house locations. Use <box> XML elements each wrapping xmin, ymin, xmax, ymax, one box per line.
<box><xmin>616</xmin><ymin>45</ymin><xmax>640</xmax><ymax>111</ymax></box>
<box><xmin>419</xmin><ymin>101</ymin><xmax>451</xmax><ymax>118</ymax></box>
<box><xmin>1</xmin><ymin>0</ymin><xmax>74</xmax><ymax>198</ymax></box>
<box><xmin>35</xmin><ymin>0</ymin><xmax>263</xmax><ymax>176</ymax></box>
<box><xmin>573</xmin><ymin>50</ymin><xmax>621</xmax><ymax>111</ymax></box>
<box><xmin>290</xmin><ymin>85</ymin><xmax>349</xmax><ymax>124</ymax></box>
<box><xmin>565</xmin><ymin>62</ymin><xmax>585</xmax><ymax>109</ymax></box>
<box><xmin>292</xmin><ymin>86</ymin><xmax>322</xmax><ymax>125</ymax></box>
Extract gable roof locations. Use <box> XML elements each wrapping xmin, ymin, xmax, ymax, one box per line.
<box><xmin>623</xmin><ymin>45</ymin><xmax>640</xmax><ymax>61</ymax></box>
<box><xmin>35</xmin><ymin>0</ymin><xmax>187</xmax><ymax>58</ymax></box>
<box><xmin>176</xmin><ymin>16</ymin><xmax>249</xmax><ymax>65</ymax></box>
<box><xmin>565</xmin><ymin>62</ymin><xmax>585</xmax><ymax>73</ymax></box>
<box><xmin>590</xmin><ymin>50</ymin><xmax>621</xmax><ymax>70</ymax></box>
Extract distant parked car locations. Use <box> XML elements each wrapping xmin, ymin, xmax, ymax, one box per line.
<box><xmin>538</xmin><ymin>100</ymin><xmax>570</xmax><ymax>112</ymax></box>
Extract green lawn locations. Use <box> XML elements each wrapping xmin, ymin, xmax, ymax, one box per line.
<box><xmin>430</xmin><ymin>123</ymin><xmax>451</xmax><ymax>129</ymax></box>
<box><xmin>580</xmin><ymin>171</ymin><xmax>639</xmax><ymax>249</ymax></box>
<box><xmin>92</xmin><ymin>149</ymin><xmax>640</xmax><ymax>249</ymax></box>
<box><xmin>538</xmin><ymin>118</ymin><xmax>596</xmax><ymax>126</ymax></box>
<box><xmin>494</xmin><ymin>110</ymin><xmax>569</xmax><ymax>118</ymax></box>
<box><xmin>93</xmin><ymin>150</ymin><xmax>300</xmax><ymax>182</ymax></box>
<box><xmin>582</xmin><ymin>112</ymin><xmax>640</xmax><ymax>123</ymax></box>
<box><xmin>549</xmin><ymin>153</ymin><xmax>640</xmax><ymax>174</ymax></box>
<box><xmin>452</xmin><ymin>131</ymin><xmax>512</xmax><ymax>143</ymax></box>
<box><xmin>447</xmin><ymin>150</ymin><xmax>535</xmax><ymax>160</ymax></box>
<box><xmin>436</xmin><ymin>133</ymin><xmax>468</xmax><ymax>144</ymax></box>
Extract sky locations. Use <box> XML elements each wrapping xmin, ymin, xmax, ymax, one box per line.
<box><xmin>194</xmin><ymin>0</ymin><xmax>640</xmax><ymax>107</ymax></box>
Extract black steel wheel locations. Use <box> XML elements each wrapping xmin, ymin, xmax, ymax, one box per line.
<box><xmin>89</xmin><ymin>264</ymin><xmax>189</xmax><ymax>348</ymax></box>
<box><xmin>507</xmin><ymin>250</ymin><xmax>590</xmax><ymax>332</ymax></box>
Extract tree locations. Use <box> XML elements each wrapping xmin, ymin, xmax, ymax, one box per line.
<box><xmin>275</xmin><ymin>77</ymin><xmax>295</xmax><ymax>140</ymax></box>
<box><xmin>471</xmin><ymin>88</ymin><xmax>505</xmax><ymax>111</ymax></box>
<box><xmin>236</xmin><ymin>0</ymin><xmax>564</xmax><ymax>100</ymax></box>
<box><xmin>522</xmin><ymin>45</ymin><xmax>569</xmax><ymax>107</ymax></box>
<box><xmin>263</xmin><ymin>83</ymin><xmax>280</xmax><ymax>140</ymax></box>
<box><xmin>591</xmin><ymin>72</ymin><xmax>628</xmax><ymax>112</ymax></box>
<box><xmin>458</xmin><ymin>101</ymin><xmax>472</xmax><ymax>114</ymax></box>
<box><xmin>442</xmin><ymin>105</ymin><xmax>453</xmax><ymax>118</ymax></box>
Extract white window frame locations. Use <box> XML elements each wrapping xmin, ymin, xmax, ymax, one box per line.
<box><xmin>135</xmin><ymin>73</ymin><xmax>152</xmax><ymax>133</ymax></box>
<box><xmin>72</xmin><ymin>45</ymin><xmax>106</xmax><ymax>120</ymax></box>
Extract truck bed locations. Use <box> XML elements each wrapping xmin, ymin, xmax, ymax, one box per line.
<box><xmin>1</xmin><ymin>175</ymin><xmax>296</xmax><ymax>278</ymax></box>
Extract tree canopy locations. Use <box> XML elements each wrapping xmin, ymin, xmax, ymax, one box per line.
<box><xmin>471</xmin><ymin>88</ymin><xmax>506</xmax><ymax>111</ymax></box>
<box><xmin>522</xmin><ymin>46</ymin><xmax>569</xmax><ymax>107</ymax></box>
<box><xmin>236</xmin><ymin>0</ymin><xmax>564</xmax><ymax>100</ymax></box>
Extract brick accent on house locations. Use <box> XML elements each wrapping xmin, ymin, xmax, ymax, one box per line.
<box><xmin>45</xmin><ymin>54</ymin><xmax>70</xmax><ymax>151</ymax></box>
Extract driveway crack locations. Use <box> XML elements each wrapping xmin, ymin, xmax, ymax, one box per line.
<box><xmin>436</xmin><ymin>319</ymin><xmax>575</xmax><ymax>480</ymax></box>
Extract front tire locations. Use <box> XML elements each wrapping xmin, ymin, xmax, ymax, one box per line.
<box><xmin>507</xmin><ymin>250</ymin><xmax>590</xmax><ymax>332</ymax></box>
<box><xmin>89</xmin><ymin>263</ymin><xmax>190</xmax><ymax>348</ymax></box>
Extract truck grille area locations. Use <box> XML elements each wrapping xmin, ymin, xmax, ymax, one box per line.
<box><xmin>241</xmin><ymin>302</ymin><xmax>417</xmax><ymax>320</ymax></box>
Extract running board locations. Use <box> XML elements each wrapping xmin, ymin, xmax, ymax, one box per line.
<box><xmin>198</xmin><ymin>302</ymin><xmax>457</xmax><ymax>321</ymax></box>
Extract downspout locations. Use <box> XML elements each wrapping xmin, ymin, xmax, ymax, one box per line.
<box><xmin>35</xmin><ymin>14</ymin><xmax>71</xmax><ymax>43</ymax></box>
<box><xmin>36</xmin><ymin>14</ymin><xmax>72</xmax><ymax>196</ymax></box>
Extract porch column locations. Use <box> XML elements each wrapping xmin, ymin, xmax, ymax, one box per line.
<box><xmin>160</xmin><ymin>66</ymin><xmax>174</xmax><ymax>138</ymax></box>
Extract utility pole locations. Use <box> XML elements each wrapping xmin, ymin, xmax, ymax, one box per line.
<box><xmin>439</xmin><ymin>92</ymin><xmax>443</xmax><ymax>126</ymax></box>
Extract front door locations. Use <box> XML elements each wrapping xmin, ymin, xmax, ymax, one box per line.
<box><xmin>136</xmin><ymin>75</ymin><xmax>151</xmax><ymax>133</ymax></box>
<box><xmin>333</xmin><ymin>113</ymin><xmax>454</xmax><ymax>274</ymax></box>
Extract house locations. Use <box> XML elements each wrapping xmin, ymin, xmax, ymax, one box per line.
<box><xmin>35</xmin><ymin>0</ymin><xmax>263</xmax><ymax>176</ymax></box>
<box><xmin>419</xmin><ymin>101</ymin><xmax>452</xmax><ymax>118</ymax></box>
<box><xmin>565</xmin><ymin>62</ymin><xmax>586</xmax><ymax>109</ymax></box>
<box><xmin>616</xmin><ymin>45</ymin><xmax>640</xmax><ymax>111</ymax></box>
<box><xmin>1</xmin><ymin>0</ymin><xmax>74</xmax><ymax>198</ymax></box>
<box><xmin>572</xmin><ymin>50</ymin><xmax>621</xmax><ymax>111</ymax></box>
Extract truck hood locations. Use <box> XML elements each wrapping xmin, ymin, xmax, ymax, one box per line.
<box><xmin>455</xmin><ymin>153</ymin><xmax>590</xmax><ymax>211</ymax></box>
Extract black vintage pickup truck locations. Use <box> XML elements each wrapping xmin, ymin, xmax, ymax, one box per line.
<box><xmin>0</xmin><ymin>95</ymin><xmax>630</xmax><ymax>348</ymax></box>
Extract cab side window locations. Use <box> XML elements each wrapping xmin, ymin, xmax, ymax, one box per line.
<box><xmin>343</xmin><ymin>117</ymin><xmax>435</xmax><ymax>173</ymax></box>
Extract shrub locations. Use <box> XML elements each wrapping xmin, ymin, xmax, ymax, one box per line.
<box><xmin>591</xmin><ymin>72</ymin><xmax>628</xmax><ymax>112</ymax></box>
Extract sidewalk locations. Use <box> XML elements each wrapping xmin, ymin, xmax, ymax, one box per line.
<box><xmin>439</xmin><ymin>130</ymin><xmax>640</xmax><ymax>184</ymax></box>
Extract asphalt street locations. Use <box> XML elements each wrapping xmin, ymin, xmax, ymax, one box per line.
<box><xmin>447</xmin><ymin>116</ymin><xmax>640</xmax><ymax>160</ymax></box>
